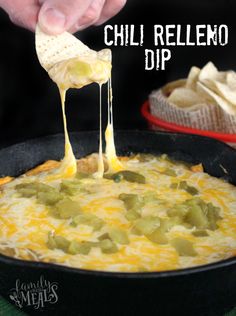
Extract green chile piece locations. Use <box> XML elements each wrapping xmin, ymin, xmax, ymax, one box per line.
<box><xmin>170</xmin><ymin>181</ymin><xmax>199</xmax><ymax>195</ymax></box>
<box><xmin>18</xmin><ymin>182</ymin><xmax>56</xmax><ymax>192</ymax></box>
<box><xmin>184</xmin><ymin>198</ymin><xmax>222</xmax><ymax>231</ymax></box>
<box><xmin>68</xmin><ymin>241</ymin><xmax>92</xmax><ymax>255</ymax></box>
<box><xmin>185</xmin><ymin>204</ymin><xmax>209</xmax><ymax>229</ymax></box>
<box><xmin>47</xmin><ymin>233</ymin><xmax>98</xmax><ymax>255</ymax></box>
<box><xmin>169</xmin><ymin>198</ymin><xmax>222</xmax><ymax>231</ymax></box>
<box><xmin>108</xmin><ymin>228</ymin><xmax>129</xmax><ymax>245</ymax></box>
<box><xmin>125</xmin><ymin>209</ymin><xmax>141</xmax><ymax>221</ymax></box>
<box><xmin>54</xmin><ymin>235</ymin><xmax>70</xmax><ymax>252</ymax></box>
<box><xmin>119</xmin><ymin>193</ymin><xmax>144</xmax><ymax>211</ymax></box>
<box><xmin>55</xmin><ymin>199</ymin><xmax>82</xmax><ymax>219</ymax></box>
<box><xmin>146</xmin><ymin>228</ymin><xmax>168</xmax><ymax>244</ymax></box>
<box><xmin>98</xmin><ymin>233</ymin><xmax>110</xmax><ymax>241</ymax></box>
<box><xmin>72</xmin><ymin>213</ymin><xmax>104</xmax><ymax>231</ymax></box>
<box><xmin>17</xmin><ymin>188</ymin><xmax>37</xmax><ymax>198</ymax></box>
<box><xmin>100</xmin><ymin>239</ymin><xmax>119</xmax><ymax>254</ymax></box>
<box><xmin>162</xmin><ymin>168</ymin><xmax>177</xmax><ymax>177</ymax></box>
<box><xmin>37</xmin><ymin>191</ymin><xmax>63</xmax><ymax>206</ymax></box>
<box><xmin>47</xmin><ymin>233</ymin><xmax>57</xmax><ymax>250</ymax></box>
<box><xmin>207</xmin><ymin>203</ymin><xmax>222</xmax><ymax>230</ymax></box>
<box><xmin>60</xmin><ymin>179</ymin><xmax>82</xmax><ymax>195</ymax></box>
<box><xmin>167</xmin><ymin>204</ymin><xmax>189</xmax><ymax>219</ymax></box>
<box><xmin>106</xmin><ymin>170</ymin><xmax>146</xmax><ymax>184</ymax></box>
<box><xmin>179</xmin><ymin>181</ymin><xmax>199</xmax><ymax>195</ymax></box>
<box><xmin>16</xmin><ymin>182</ymin><xmax>57</xmax><ymax>198</ymax></box>
<box><xmin>192</xmin><ymin>230</ymin><xmax>209</xmax><ymax>237</ymax></box>
<box><xmin>47</xmin><ymin>234</ymin><xmax>70</xmax><ymax>252</ymax></box>
<box><xmin>132</xmin><ymin>216</ymin><xmax>160</xmax><ymax>236</ymax></box>
<box><xmin>171</xmin><ymin>238</ymin><xmax>197</xmax><ymax>257</ymax></box>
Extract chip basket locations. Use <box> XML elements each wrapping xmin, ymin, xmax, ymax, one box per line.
<box><xmin>141</xmin><ymin>101</ymin><xmax>236</xmax><ymax>148</ymax></box>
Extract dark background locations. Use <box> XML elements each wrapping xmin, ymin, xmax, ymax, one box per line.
<box><xmin>0</xmin><ymin>0</ymin><xmax>235</xmax><ymax>147</ymax></box>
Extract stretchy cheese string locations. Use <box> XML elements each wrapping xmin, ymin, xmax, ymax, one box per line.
<box><xmin>94</xmin><ymin>84</ymin><xmax>105</xmax><ymax>178</ymax></box>
<box><xmin>105</xmin><ymin>77</ymin><xmax>123</xmax><ymax>172</ymax></box>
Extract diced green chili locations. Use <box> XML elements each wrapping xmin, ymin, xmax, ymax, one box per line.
<box><xmin>125</xmin><ymin>209</ymin><xmax>141</xmax><ymax>221</ymax></box>
<box><xmin>146</xmin><ymin>228</ymin><xmax>168</xmax><ymax>244</ymax></box>
<box><xmin>206</xmin><ymin>203</ymin><xmax>222</xmax><ymax>231</ymax></box>
<box><xmin>167</xmin><ymin>204</ymin><xmax>188</xmax><ymax>219</ymax></box>
<box><xmin>46</xmin><ymin>232</ymin><xmax>57</xmax><ymax>250</ymax></box>
<box><xmin>99</xmin><ymin>239</ymin><xmax>119</xmax><ymax>254</ymax></box>
<box><xmin>179</xmin><ymin>181</ymin><xmax>199</xmax><ymax>195</ymax></box>
<box><xmin>98</xmin><ymin>233</ymin><xmax>110</xmax><ymax>241</ymax></box>
<box><xmin>192</xmin><ymin>230</ymin><xmax>209</xmax><ymax>237</ymax></box>
<box><xmin>162</xmin><ymin>168</ymin><xmax>177</xmax><ymax>177</ymax></box>
<box><xmin>185</xmin><ymin>204</ymin><xmax>209</xmax><ymax>229</ymax></box>
<box><xmin>16</xmin><ymin>182</ymin><xmax>58</xmax><ymax>199</ymax></box>
<box><xmin>37</xmin><ymin>191</ymin><xmax>63</xmax><ymax>206</ymax></box>
<box><xmin>72</xmin><ymin>213</ymin><xmax>104</xmax><ymax>231</ymax></box>
<box><xmin>119</xmin><ymin>193</ymin><xmax>144</xmax><ymax>211</ymax></box>
<box><xmin>60</xmin><ymin>180</ymin><xmax>82</xmax><ymax>195</ymax></box>
<box><xmin>17</xmin><ymin>188</ymin><xmax>37</xmax><ymax>198</ymax></box>
<box><xmin>107</xmin><ymin>170</ymin><xmax>146</xmax><ymax>184</ymax></box>
<box><xmin>68</xmin><ymin>241</ymin><xmax>92</xmax><ymax>255</ymax></box>
<box><xmin>171</xmin><ymin>238</ymin><xmax>197</xmax><ymax>257</ymax></box>
<box><xmin>55</xmin><ymin>198</ymin><xmax>82</xmax><ymax>219</ymax></box>
<box><xmin>47</xmin><ymin>235</ymin><xmax>70</xmax><ymax>252</ymax></box>
<box><xmin>132</xmin><ymin>216</ymin><xmax>160</xmax><ymax>236</ymax></box>
<box><xmin>109</xmin><ymin>228</ymin><xmax>129</xmax><ymax>245</ymax></box>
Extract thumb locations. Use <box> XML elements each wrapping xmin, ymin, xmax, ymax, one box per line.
<box><xmin>38</xmin><ymin>0</ymin><xmax>93</xmax><ymax>35</ymax></box>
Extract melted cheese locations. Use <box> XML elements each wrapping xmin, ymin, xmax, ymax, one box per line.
<box><xmin>47</xmin><ymin>51</ymin><xmax>122</xmax><ymax>179</ymax></box>
<box><xmin>1</xmin><ymin>156</ymin><xmax>236</xmax><ymax>272</ymax></box>
<box><xmin>105</xmin><ymin>78</ymin><xmax>123</xmax><ymax>172</ymax></box>
<box><xmin>94</xmin><ymin>84</ymin><xmax>104</xmax><ymax>178</ymax></box>
<box><xmin>44</xmin><ymin>89</ymin><xmax>77</xmax><ymax>181</ymax></box>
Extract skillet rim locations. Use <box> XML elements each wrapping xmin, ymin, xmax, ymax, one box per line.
<box><xmin>1</xmin><ymin>130</ymin><xmax>236</xmax><ymax>279</ymax></box>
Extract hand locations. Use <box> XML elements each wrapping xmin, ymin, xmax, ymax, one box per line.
<box><xmin>0</xmin><ymin>0</ymin><xmax>126</xmax><ymax>34</ymax></box>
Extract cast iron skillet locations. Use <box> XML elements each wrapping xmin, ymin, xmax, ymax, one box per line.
<box><xmin>1</xmin><ymin>131</ymin><xmax>236</xmax><ymax>316</ymax></box>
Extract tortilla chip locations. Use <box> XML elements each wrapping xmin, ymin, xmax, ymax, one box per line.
<box><xmin>35</xmin><ymin>25</ymin><xmax>111</xmax><ymax>73</ymax></box>
<box><xmin>36</xmin><ymin>25</ymin><xmax>94</xmax><ymax>71</ymax></box>
<box><xmin>168</xmin><ymin>87</ymin><xmax>206</xmax><ymax>108</ymax></box>
<box><xmin>197</xmin><ymin>82</ymin><xmax>236</xmax><ymax>115</ymax></box>
<box><xmin>162</xmin><ymin>79</ymin><xmax>186</xmax><ymax>96</ymax></box>
<box><xmin>226</xmin><ymin>72</ymin><xmax>236</xmax><ymax>90</ymax></box>
<box><xmin>198</xmin><ymin>62</ymin><xmax>225</xmax><ymax>82</ymax></box>
<box><xmin>186</xmin><ymin>66</ymin><xmax>200</xmax><ymax>90</ymax></box>
<box><xmin>212</xmin><ymin>80</ymin><xmax>236</xmax><ymax>106</ymax></box>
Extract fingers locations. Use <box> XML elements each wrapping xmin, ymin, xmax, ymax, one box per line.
<box><xmin>0</xmin><ymin>0</ymin><xmax>40</xmax><ymax>31</ymax></box>
<box><xmin>70</xmin><ymin>0</ymin><xmax>106</xmax><ymax>32</ymax></box>
<box><xmin>0</xmin><ymin>0</ymin><xmax>127</xmax><ymax>34</ymax></box>
<box><xmin>95</xmin><ymin>0</ymin><xmax>126</xmax><ymax>26</ymax></box>
<box><xmin>38</xmin><ymin>0</ymin><xmax>94</xmax><ymax>35</ymax></box>
<box><xmin>38</xmin><ymin>0</ymin><xmax>126</xmax><ymax>35</ymax></box>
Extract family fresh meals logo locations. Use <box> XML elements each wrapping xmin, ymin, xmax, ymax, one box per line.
<box><xmin>9</xmin><ymin>275</ymin><xmax>58</xmax><ymax>309</ymax></box>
